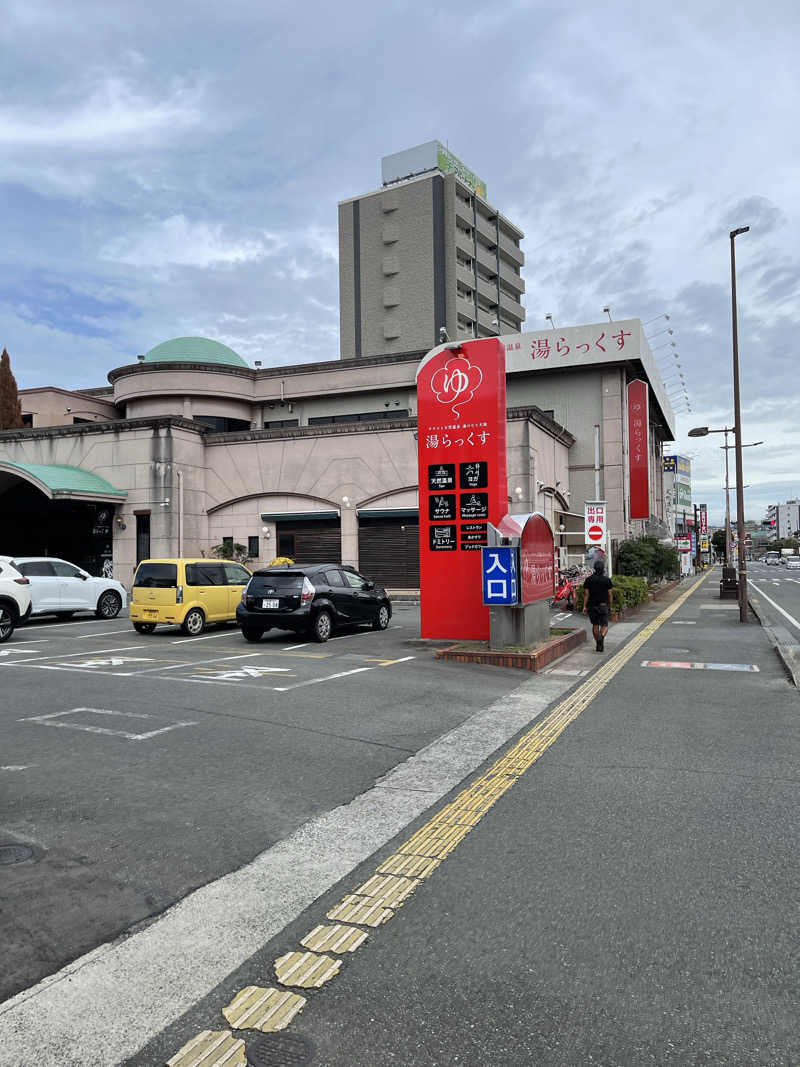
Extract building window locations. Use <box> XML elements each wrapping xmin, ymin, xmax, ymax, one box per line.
<box><xmin>263</xmin><ymin>418</ymin><xmax>299</xmax><ymax>429</ymax></box>
<box><xmin>307</xmin><ymin>410</ymin><xmax>409</xmax><ymax>426</ymax></box>
<box><xmin>135</xmin><ymin>513</ymin><xmax>151</xmax><ymax>564</ymax></box>
<box><xmin>193</xmin><ymin>415</ymin><xmax>251</xmax><ymax>432</ymax></box>
<box><xmin>21</xmin><ymin>413</ymin><xmax>33</xmax><ymax>427</ymax></box>
<box><xmin>278</xmin><ymin>532</ymin><xmax>295</xmax><ymax>558</ymax></box>
<box><xmin>248</xmin><ymin>535</ymin><xmax>259</xmax><ymax>558</ymax></box>
<box><xmin>222</xmin><ymin>536</ymin><xmax>234</xmax><ymax>556</ymax></box>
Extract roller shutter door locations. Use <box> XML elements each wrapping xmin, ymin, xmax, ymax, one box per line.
<box><xmin>358</xmin><ymin>517</ymin><xmax>419</xmax><ymax>589</ymax></box>
<box><xmin>275</xmin><ymin>520</ymin><xmax>341</xmax><ymax>564</ymax></box>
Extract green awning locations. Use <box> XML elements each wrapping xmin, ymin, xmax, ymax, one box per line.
<box><xmin>261</xmin><ymin>511</ymin><xmax>339</xmax><ymax>523</ymax></box>
<box><xmin>0</xmin><ymin>462</ymin><xmax>127</xmax><ymax>502</ymax></box>
<box><xmin>357</xmin><ymin>508</ymin><xmax>419</xmax><ymax>519</ymax></box>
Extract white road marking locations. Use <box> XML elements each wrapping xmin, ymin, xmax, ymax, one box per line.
<box><xmin>329</xmin><ymin>630</ymin><xmax>373</xmax><ymax>641</ymax></box>
<box><xmin>3</xmin><ymin>644</ymin><xmax>148</xmax><ymax>664</ymax></box>
<box><xmin>750</xmin><ymin>586</ymin><xmax>800</xmax><ymax>634</ymax></box>
<box><xmin>641</xmin><ymin>660</ymin><xmax>759</xmax><ymax>672</ymax></box>
<box><xmin>60</xmin><ymin>657</ymin><xmax>153</xmax><ymax>668</ymax></box>
<box><xmin>273</xmin><ymin>666</ymin><xmax>373</xmax><ymax>691</ymax></box>
<box><xmin>75</xmin><ymin>629</ymin><xmax>133</xmax><ymax>639</ymax></box>
<box><xmin>1</xmin><ymin>765</ymin><xmax>34</xmax><ymax>771</ymax></box>
<box><xmin>170</xmin><ymin>630</ymin><xmax>242</xmax><ymax>644</ymax></box>
<box><xmin>17</xmin><ymin>707</ymin><xmax>197</xmax><ymax>741</ymax></box>
<box><xmin>198</xmin><ymin>665</ymin><xmax>293</xmax><ymax>680</ymax></box>
<box><xmin>670</xmin><ymin>621</ymin><xmax>696</xmax><ymax>625</ymax></box>
<box><xmin>0</xmin><ymin>648</ymin><xmax>38</xmax><ymax>657</ymax></box>
<box><xmin>282</xmin><ymin>643</ymin><xmax>309</xmax><ymax>650</ymax></box>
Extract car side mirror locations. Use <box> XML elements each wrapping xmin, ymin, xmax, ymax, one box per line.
<box><xmin>364</xmin><ymin>580</ymin><xmax>375</xmax><ymax>590</ymax></box>
<box><xmin>79</xmin><ymin>572</ymin><xmax>89</xmax><ymax>580</ymax></box>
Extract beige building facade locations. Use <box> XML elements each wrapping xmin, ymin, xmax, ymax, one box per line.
<box><xmin>1</xmin><ymin>322</ymin><xmax>673</xmax><ymax>589</ymax></box>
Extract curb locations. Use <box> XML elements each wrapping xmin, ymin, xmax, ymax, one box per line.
<box><xmin>748</xmin><ymin>595</ymin><xmax>800</xmax><ymax>688</ymax></box>
<box><xmin>435</xmin><ymin>627</ymin><xmax>586</xmax><ymax>671</ymax></box>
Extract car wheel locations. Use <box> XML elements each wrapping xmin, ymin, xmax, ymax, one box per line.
<box><xmin>133</xmin><ymin>622</ymin><xmax>156</xmax><ymax>634</ymax></box>
<box><xmin>311</xmin><ymin>609</ymin><xmax>333</xmax><ymax>643</ymax></box>
<box><xmin>95</xmin><ymin>591</ymin><xmax>122</xmax><ymax>619</ymax></box>
<box><xmin>56</xmin><ymin>612</ymin><xmax>75</xmax><ymax>620</ymax></box>
<box><xmin>372</xmin><ymin>603</ymin><xmax>390</xmax><ymax>630</ymax></box>
<box><xmin>0</xmin><ymin>606</ymin><xmax>15</xmax><ymax>643</ymax></box>
<box><xmin>241</xmin><ymin>627</ymin><xmax>264</xmax><ymax>642</ymax></box>
<box><xmin>182</xmin><ymin>608</ymin><xmax>206</xmax><ymax>636</ymax></box>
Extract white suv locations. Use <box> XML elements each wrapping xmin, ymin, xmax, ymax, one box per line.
<box><xmin>0</xmin><ymin>556</ymin><xmax>127</xmax><ymax>621</ymax></box>
<box><xmin>0</xmin><ymin>559</ymin><xmax>32</xmax><ymax>642</ymax></box>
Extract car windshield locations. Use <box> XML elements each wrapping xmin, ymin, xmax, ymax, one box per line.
<box><xmin>134</xmin><ymin>563</ymin><xmax>177</xmax><ymax>588</ymax></box>
<box><xmin>249</xmin><ymin>573</ymin><xmax>305</xmax><ymax>594</ymax></box>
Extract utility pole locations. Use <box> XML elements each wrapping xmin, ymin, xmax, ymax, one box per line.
<box><xmin>730</xmin><ymin>226</ymin><xmax>750</xmax><ymax>622</ymax></box>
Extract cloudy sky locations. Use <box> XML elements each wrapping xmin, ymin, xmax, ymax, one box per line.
<box><xmin>1</xmin><ymin>0</ymin><xmax>798</xmax><ymax>524</ymax></box>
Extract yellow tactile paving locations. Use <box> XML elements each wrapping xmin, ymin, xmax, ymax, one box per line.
<box><xmin>274</xmin><ymin>950</ymin><xmax>341</xmax><ymax>988</ymax></box>
<box><xmin>222</xmin><ymin>985</ymin><xmax>306</xmax><ymax>1031</ymax></box>
<box><xmin>351</xmin><ymin>873</ymin><xmax>420</xmax><ymax>907</ymax></box>
<box><xmin>326</xmin><ymin>896</ymin><xmax>394</xmax><ymax>927</ymax></box>
<box><xmin>300</xmin><ymin>924</ymin><xmax>368</xmax><ymax>953</ymax></box>
<box><xmin>166</xmin><ymin>1029</ymin><xmax>247</xmax><ymax>1067</ymax></box>
<box><xmin>377</xmin><ymin>853</ymin><xmax>441</xmax><ymax>879</ymax></box>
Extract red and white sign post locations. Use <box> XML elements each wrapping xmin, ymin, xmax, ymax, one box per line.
<box><xmin>627</xmin><ymin>379</ymin><xmax>650</xmax><ymax>520</ymax></box>
<box><xmin>585</xmin><ymin>500</ymin><xmax>611</xmax><ymax>575</ymax></box>
<box><xmin>416</xmin><ymin>338</ymin><xmax>508</xmax><ymax>640</ymax></box>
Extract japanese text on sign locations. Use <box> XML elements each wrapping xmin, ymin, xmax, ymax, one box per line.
<box><xmin>481</xmin><ymin>547</ymin><xmax>518</xmax><ymax>605</ymax></box>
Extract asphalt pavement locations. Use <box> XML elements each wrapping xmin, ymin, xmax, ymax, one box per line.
<box><xmin>2</xmin><ymin>576</ymin><xmax>798</xmax><ymax>1066</ymax></box>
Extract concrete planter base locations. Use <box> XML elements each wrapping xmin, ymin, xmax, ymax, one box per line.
<box><xmin>649</xmin><ymin>578</ymin><xmax>682</xmax><ymax>601</ymax></box>
<box><xmin>435</xmin><ymin>627</ymin><xmax>586</xmax><ymax>671</ymax></box>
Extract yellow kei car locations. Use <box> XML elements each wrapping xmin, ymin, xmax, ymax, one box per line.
<box><xmin>130</xmin><ymin>558</ymin><xmax>251</xmax><ymax>635</ymax></box>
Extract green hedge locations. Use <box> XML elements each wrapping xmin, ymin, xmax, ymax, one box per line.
<box><xmin>575</xmin><ymin>574</ymin><xmax>649</xmax><ymax>613</ymax></box>
<box><xmin>617</xmin><ymin>536</ymin><xmax>679</xmax><ymax>579</ymax></box>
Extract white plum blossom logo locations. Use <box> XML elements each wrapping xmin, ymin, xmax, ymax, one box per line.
<box><xmin>430</xmin><ymin>357</ymin><xmax>483</xmax><ymax>418</ymax></box>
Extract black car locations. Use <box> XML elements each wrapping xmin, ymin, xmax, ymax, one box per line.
<box><xmin>236</xmin><ymin>563</ymin><xmax>392</xmax><ymax>642</ymax></box>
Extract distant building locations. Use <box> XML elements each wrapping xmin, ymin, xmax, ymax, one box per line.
<box><xmin>765</xmin><ymin>501</ymin><xmax>800</xmax><ymax>539</ymax></box>
<box><xmin>338</xmin><ymin>141</ymin><xmax>525</xmax><ymax>360</ymax></box>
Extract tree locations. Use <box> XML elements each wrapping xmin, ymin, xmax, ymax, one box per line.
<box><xmin>617</xmin><ymin>536</ymin><xmax>679</xmax><ymax>579</ymax></box>
<box><xmin>0</xmin><ymin>348</ymin><xmax>24</xmax><ymax>430</ymax></box>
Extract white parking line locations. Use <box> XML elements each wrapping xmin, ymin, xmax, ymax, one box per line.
<box><xmin>76</xmin><ymin>629</ymin><xmax>133</xmax><ymax>639</ymax></box>
<box><xmin>273</xmin><ymin>666</ymin><xmax>373</xmax><ymax>692</ymax></box>
<box><xmin>17</xmin><ymin>707</ymin><xmax>197</xmax><ymax>741</ymax></box>
<box><xmin>170</xmin><ymin>630</ymin><xmax>242</xmax><ymax>644</ymax></box>
<box><xmin>0</xmin><ymin>644</ymin><xmax>148</xmax><ymax>664</ymax></box>
<box><xmin>282</xmin><ymin>643</ymin><xmax>309</xmax><ymax>651</ymax></box>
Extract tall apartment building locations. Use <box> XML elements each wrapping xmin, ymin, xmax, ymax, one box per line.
<box><xmin>766</xmin><ymin>501</ymin><xmax>800</xmax><ymax>538</ymax></box>
<box><xmin>338</xmin><ymin>141</ymin><xmax>526</xmax><ymax>359</ymax></box>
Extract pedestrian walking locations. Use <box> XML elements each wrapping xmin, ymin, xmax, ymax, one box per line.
<box><xmin>582</xmin><ymin>559</ymin><xmax>614</xmax><ymax>652</ymax></box>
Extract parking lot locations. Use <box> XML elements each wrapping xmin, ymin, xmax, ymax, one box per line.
<box><xmin>0</xmin><ymin>604</ymin><xmax>532</xmax><ymax>1001</ymax></box>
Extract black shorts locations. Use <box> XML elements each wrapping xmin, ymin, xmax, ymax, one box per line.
<box><xmin>588</xmin><ymin>604</ymin><xmax>610</xmax><ymax>626</ymax></box>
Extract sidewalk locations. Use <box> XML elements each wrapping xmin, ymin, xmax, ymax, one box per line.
<box><xmin>128</xmin><ymin>574</ymin><xmax>799</xmax><ymax>1066</ymax></box>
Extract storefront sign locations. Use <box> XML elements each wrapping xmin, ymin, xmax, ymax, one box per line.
<box><xmin>699</xmin><ymin>504</ymin><xmax>708</xmax><ymax>535</ymax></box>
<box><xmin>676</xmin><ymin>537</ymin><xmax>691</xmax><ymax>553</ymax></box>
<box><xmin>627</xmin><ymin>380</ymin><xmax>649</xmax><ymax>520</ymax></box>
<box><xmin>417</xmin><ymin>338</ymin><xmax>508</xmax><ymax>639</ymax></box>
<box><xmin>481</xmin><ymin>547</ymin><xmax>518</xmax><ymax>605</ymax></box>
<box><xmin>585</xmin><ymin>501</ymin><xmax>607</xmax><ymax>545</ymax></box>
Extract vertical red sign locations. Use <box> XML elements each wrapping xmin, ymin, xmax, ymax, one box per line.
<box><xmin>627</xmin><ymin>379</ymin><xmax>650</xmax><ymax>520</ymax></box>
<box><xmin>416</xmin><ymin>338</ymin><xmax>507</xmax><ymax>639</ymax></box>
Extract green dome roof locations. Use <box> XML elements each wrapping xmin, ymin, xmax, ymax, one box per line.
<box><xmin>143</xmin><ymin>337</ymin><xmax>249</xmax><ymax>368</ymax></box>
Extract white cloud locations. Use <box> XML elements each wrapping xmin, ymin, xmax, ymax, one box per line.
<box><xmin>100</xmin><ymin>216</ymin><xmax>284</xmax><ymax>269</ymax></box>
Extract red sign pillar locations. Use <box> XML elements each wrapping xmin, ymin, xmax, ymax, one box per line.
<box><xmin>416</xmin><ymin>338</ymin><xmax>508</xmax><ymax>640</ymax></box>
<box><xmin>627</xmin><ymin>379</ymin><xmax>650</xmax><ymax>520</ymax></box>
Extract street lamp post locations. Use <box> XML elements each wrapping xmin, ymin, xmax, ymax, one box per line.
<box><xmin>730</xmin><ymin>226</ymin><xmax>750</xmax><ymax>622</ymax></box>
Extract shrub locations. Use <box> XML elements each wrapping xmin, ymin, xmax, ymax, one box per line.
<box><xmin>575</xmin><ymin>574</ymin><xmax>649</xmax><ymax>613</ymax></box>
<box><xmin>617</xmin><ymin>536</ymin><xmax>679</xmax><ymax>580</ymax></box>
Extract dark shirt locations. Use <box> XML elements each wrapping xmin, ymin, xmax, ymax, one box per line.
<box><xmin>583</xmin><ymin>573</ymin><xmax>613</xmax><ymax>607</ymax></box>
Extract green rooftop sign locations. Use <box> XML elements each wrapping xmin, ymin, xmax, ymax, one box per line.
<box><xmin>435</xmin><ymin>143</ymin><xmax>487</xmax><ymax>199</ymax></box>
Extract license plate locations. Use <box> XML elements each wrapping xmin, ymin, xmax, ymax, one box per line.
<box><xmin>143</xmin><ymin>609</ymin><xmax>159</xmax><ymax>617</ymax></box>
<box><xmin>262</xmin><ymin>599</ymin><xmax>279</xmax><ymax>609</ymax></box>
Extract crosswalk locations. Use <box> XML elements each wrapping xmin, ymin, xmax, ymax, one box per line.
<box><xmin>750</xmin><ymin>576</ymin><xmax>800</xmax><ymax>584</ymax></box>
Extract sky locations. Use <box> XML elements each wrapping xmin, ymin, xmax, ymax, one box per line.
<box><xmin>1</xmin><ymin>0</ymin><xmax>798</xmax><ymax>526</ymax></box>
